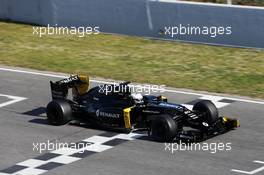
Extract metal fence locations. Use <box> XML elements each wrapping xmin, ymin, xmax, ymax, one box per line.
<box><xmin>0</xmin><ymin>0</ymin><xmax>263</xmax><ymax>48</ymax></box>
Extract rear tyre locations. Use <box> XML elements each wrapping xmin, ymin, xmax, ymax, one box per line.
<box><xmin>46</xmin><ymin>100</ymin><xmax>72</xmax><ymax>126</ymax></box>
<box><xmin>193</xmin><ymin>100</ymin><xmax>218</xmax><ymax>124</ymax></box>
<box><xmin>151</xmin><ymin>115</ymin><xmax>178</xmax><ymax>142</ymax></box>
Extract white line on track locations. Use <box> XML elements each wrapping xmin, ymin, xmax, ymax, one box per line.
<box><xmin>0</xmin><ymin>94</ymin><xmax>27</xmax><ymax>108</ymax></box>
<box><xmin>231</xmin><ymin>160</ymin><xmax>264</xmax><ymax>174</ymax></box>
<box><xmin>0</xmin><ymin>67</ymin><xmax>263</xmax><ymax>105</ymax></box>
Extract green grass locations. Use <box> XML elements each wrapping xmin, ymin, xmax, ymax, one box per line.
<box><xmin>0</xmin><ymin>22</ymin><xmax>263</xmax><ymax>98</ymax></box>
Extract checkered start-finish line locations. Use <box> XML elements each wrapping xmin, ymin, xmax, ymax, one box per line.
<box><xmin>0</xmin><ymin>132</ymin><xmax>145</xmax><ymax>175</ymax></box>
<box><xmin>0</xmin><ymin>95</ymin><xmax>236</xmax><ymax>175</ymax></box>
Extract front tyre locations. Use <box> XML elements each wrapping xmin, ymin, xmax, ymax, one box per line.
<box><xmin>193</xmin><ymin>100</ymin><xmax>218</xmax><ymax>124</ymax></box>
<box><xmin>151</xmin><ymin>115</ymin><xmax>178</xmax><ymax>142</ymax></box>
<box><xmin>46</xmin><ymin>100</ymin><xmax>72</xmax><ymax>126</ymax></box>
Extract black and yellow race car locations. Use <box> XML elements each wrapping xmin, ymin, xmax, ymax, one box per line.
<box><xmin>46</xmin><ymin>75</ymin><xmax>239</xmax><ymax>142</ymax></box>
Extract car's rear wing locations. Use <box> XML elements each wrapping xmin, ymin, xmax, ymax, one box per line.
<box><xmin>50</xmin><ymin>75</ymin><xmax>89</xmax><ymax>100</ymax></box>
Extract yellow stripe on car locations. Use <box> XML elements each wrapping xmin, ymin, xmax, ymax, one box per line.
<box><xmin>235</xmin><ymin>120</ymin><xmax>240</xmax><ymax>127</ymax></box>
<box><xmin>223</xmin><ymin>116</ymin><xmax>240</xmax><ymax>128</ymax></box>
<box><xmin>123</xmin><ymin>106</ymin><xmax>134</xmax><ymax>129</ymax></box>
<box><xmin>223</xmin><ymin>117</ymin><xmax>228</xmax><ymax>123</ymax></box>
<box><xmin>77</xmin><ymin>75</ymin><xmax>89</xmax><ymax>95</ymax></box>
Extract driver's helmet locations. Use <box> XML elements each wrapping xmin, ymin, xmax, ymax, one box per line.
<box><xmin>131</xmin><ymin>93</ymin><xmax>143</xmax><ymax>104</ymax></box>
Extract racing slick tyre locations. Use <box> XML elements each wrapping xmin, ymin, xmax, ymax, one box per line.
<box><xmin>46</xmin><ymin>100</ymin><xmax>72</xmax><ymax>126</ymax></box>
<box><xmin>193</xmin><ymin>100</ymin><xmax>218</xmax><ymax>124</ymax></box>
<box><xmin>151</xmin><ymin>115</ymin><xmax>178</xmax><ymax>142</ymax></box>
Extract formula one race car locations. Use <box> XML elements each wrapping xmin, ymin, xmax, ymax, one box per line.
<box><xmin>46</xmin><ymin>75</ymin><xmax>239</xmax><ymax>142</ymax></box>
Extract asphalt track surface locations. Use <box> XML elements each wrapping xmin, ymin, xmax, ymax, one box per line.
<box><xmin>0</xmin><ymin>66</ymin><xmax>263</xmax><ymax>175</ymax></box>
